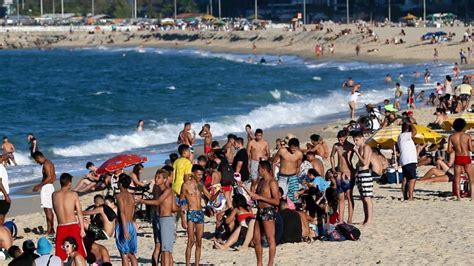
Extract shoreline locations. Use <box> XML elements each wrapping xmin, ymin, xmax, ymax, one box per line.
<box><xmin>2</xmin><ymin>24</ymin><xmax>474</xmax><ymax>66</ymax></box>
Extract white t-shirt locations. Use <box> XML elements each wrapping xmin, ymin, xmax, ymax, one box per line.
<box><xmin>0</xmin><ymin>165</ymin><xmax>9</xmax><ymax>200</ymax></box>
<box><xmin>398</xmin><ymin>132</ymin><xmax>418</xmax><ymax>166</ymax></box>
<box><xmin>34</xmin><ymin>254</ymin><xmax>62</xmax><ymax>266</ymax></box>
<box><xmin>349</xmin><ymin>92</ymin><xmax>361</xmax><ymax>102</ymax></box>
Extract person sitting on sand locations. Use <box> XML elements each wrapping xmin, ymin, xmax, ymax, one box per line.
<box><xmin>62</xmin><ymin>237</ymin><xmax>87</xmax><ymax>266</ymax></box>
<box><xmin>213</xmin><ymin>194</ymin><xmax>255</xmax><ymax>250</ymax></box>
<box><xmin>428</xmin><ymin>108</ymin><xmax>448</xmax><ymax>129</ymax></box>
<box><xmin>74</xmin><ymin>162</ymin><xmax>107</xmax><ymax>193</ymax></box>
<box><xmin>419</xmin><ymin>154</ymin><xmax>454</xmax><ymax>183</ymax></box>
<box><xmin>83</xmin><ymin>195</ymin><xmax>117</xmax><ymax>241</ymax></box>
<box><xmin>278</xmin><ymin>199</ymin><xmax>302</xmax><ymax>244</ymax></box>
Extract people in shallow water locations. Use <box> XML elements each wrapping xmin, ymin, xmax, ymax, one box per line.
<box><xmin>260</xmin><ymin>57</ymin><xmax>266</xmax><ymax>64</ymax></box>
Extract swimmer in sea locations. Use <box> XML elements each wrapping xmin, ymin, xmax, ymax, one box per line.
<box><xmin>136</xmin><ymin>120</ymin><xmax>144</xmax><ymax>132</ymax></box>
<box><xmin>342</xmin><ymin>77</ymin><xmax>354</xmax><ymax>89</ymax></box>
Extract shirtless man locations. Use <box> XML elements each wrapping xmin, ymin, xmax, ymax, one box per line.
<box><xmin>198</xmin><ymin>124</ymin><xmax>213</xmax><ymax>155</ymax></box>
<box><xmin>223</xmin><ymin>134</ymin><xmax>237</xmax><ymax>165</ymax></box>
<box><xmin>352</xmin><ymin>131</ymin><xmax>374</xmax><ymax>225</ymax></box>
<box><xmin>82</xmin><ymin>195</ymin><xmax>116</xmax><ymax>240</ymax></box>
<box><xmin>52</xmin><ymin>173</ymin><xmax>86</xmax><ymax>261</ymax></box>
<box><xmin>115</xmin><ymin>174</ymin><xmax>138</xmax><ymax>266</ymax></box>
<box><xmin>1</xmin><ymin>137</ymin><xmax>17</xmax><ymax>166</ymax></box>
<box><xmin>178</xmin><ymin>123</ymin><xmax>195</xmax><ymax>159</ymax></box>
<box><xmin>342</xmin><ymin>77</ymin><xmax>354</xmax><ymax>89</ymax></box>
<box><xmin>27</xmin><ymin>133</ymin><xmax>38</xmax><ymax>157</ymax></box>
<box><xmin>32</xmin><ymin>151</ymin><xmax>56</xmax><ymax>235</ymax></box>
<box><xmin>244</xmin><ymin>161</ymin><xmax>279</xmax><ymax>266</ymax></box>
<box><xmin>330</xmin><ymin>130</ymin><xmax>355</xmax><ymax>223</ymax></box>
<box><xmin>306</xmin><ymin>151</ymin><xmax>324</xmax><ymax>178</ymax></box>
<box><xmin>309</xmin><ymin>134</ymin><xmax>329</xmax><ymax>160</ymax></box>
<box><xmin>272</xmin><ymin>138</ymin><xmax>303</xmax><ymax>204</ymax></box>
<box><xmin>180</xmin><ymin>173</ymin><xmax>210</xmax><ymax>266</ymax></box>
<box><xmin>137</xmin><ymin>169</ymin><xmax>175</xmax><ymax>266</ymax></box>
<box><xmin>247</xmin><ymin>129</ymin><xmax>270</xmax><ymax>191</ymax></box>
<box><xmin>245</xmin><ymin>124</ymin><xmax>255</xmax><ymax>143</ymax></box>
<box><xmin>448</xmin><ymin>118</ymin><xmax>474</xmax><ymax>200</ymax></box>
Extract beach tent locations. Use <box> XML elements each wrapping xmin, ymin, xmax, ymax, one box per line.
<box><xmin>160</xmin><ymin>18</ymin><xmax>175</xmax><ymax>25</ymax></box>
<box><xmin>442</xmin><ymin>111</ymin><xmax>474</xmax><ymax>130</ymax></box>
<box><xmin>402</xmin><ymin>13</ymin><xmax>417</xmax><ymax>20</ymax></box>
<box><xmin>202</xmin><ymin>14</ymin><xmax>216</xmax><ymax>21</ymax></box>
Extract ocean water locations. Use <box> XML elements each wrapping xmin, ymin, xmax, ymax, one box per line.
<box><xmin>0</xmin><ymin>46</ymin><xmax>467</xmax><ymax>190</ymax></box>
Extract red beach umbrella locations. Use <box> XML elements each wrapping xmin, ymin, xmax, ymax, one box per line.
<box><xmin>96</xmin><ymin>154</ymin><xmax>148</xmax><ymax>175</ymax></box>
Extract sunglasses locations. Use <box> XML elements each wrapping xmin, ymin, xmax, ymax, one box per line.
<box><xmin>61</xmin><ymin>244</ymin><xmax>75</xmax><ymax>250</ymax></box>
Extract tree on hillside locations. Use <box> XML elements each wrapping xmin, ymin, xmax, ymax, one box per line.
<box><xmin>108</xmin><ymin>0</ymin><xmax>132</xmax><ymax>18</ymax></box>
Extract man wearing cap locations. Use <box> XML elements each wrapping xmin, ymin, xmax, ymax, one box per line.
<box><xmin>33</xmin><ymin>237</ymin><xmax>62</xmax><ymax>266</ymax></box>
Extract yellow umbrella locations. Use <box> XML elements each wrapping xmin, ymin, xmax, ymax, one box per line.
<box><xmin>413</xmin><ymin>125</ymin><xmax>444</xmax><ymax>144</ymax></box>
<box><xmin>366</xmin><ymin>124</ymin><xmax>400</xmax><ymax>149</ymax></box>
<box><xmin>367</xmin><ymin>124</ymin><xmax>443</xmax><ymax>148</ymax></box>
<box><xmin>403</xmin><ymin>13</ymin><xmax>417</xmax><ymax>20</ymax></box>
<box><xmin>442</xmin><ymin>112</ymin><xmax>474</xmax><ymax>130</ymax></box>
<box><xmin>202</xmin><ymin>14</ymin><xmax>216</xmax><ymax>21</ymax></box>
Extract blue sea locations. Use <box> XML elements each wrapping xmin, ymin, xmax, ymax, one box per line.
<box><xmin>0</xmin><ymin>46</ymin><xmax>467</xmax><ymax>195</ymax></box>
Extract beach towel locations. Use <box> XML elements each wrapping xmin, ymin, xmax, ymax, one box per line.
<box><xmin>55</xmin><ymin>222</ymin><xmax>87</xmax><ymax>261</ymax></box>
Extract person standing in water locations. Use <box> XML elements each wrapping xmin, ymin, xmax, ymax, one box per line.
<box><xmin>348</xmin><ymin>84</ymin><xmax>362</xmax><ymax>120</ymax></box>
<box><xmin>32</xmin><ymin>151</ymin><xmax>56</xmax><ymax>235</ymax></box>
<box><xmin>136</xmin><ymin>120</ymin><xmax>144</xmax><ymax>132</ymax></box>
<box><xmin>178</xmin><ymin>122</ymin><xmax>195</xmax><ymax>160</ymax></box>
<box><xmin>1</xmin><ymin>137</ymin><xmax>17</xmax><ymax>166</ymax></box>
<box><xmin>27</xmin><ymin>133</ymin><xmax>38</xmax><ymax>157</ymax></box>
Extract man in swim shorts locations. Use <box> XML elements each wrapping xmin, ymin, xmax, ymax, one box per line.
<box><xmin>198</xmin><ymin>124</ymin><xmax>213</xmax><ymax>155</ymax></box>
<box><xmin>448</xmin><ymin>118</ymin><xmax>474</xmax><ymax>200</ymax></box>
<box><xmin>247</xmin><ymin>129</ymin><xmax>270</xmax><ymax>191</ymax></box>
<box><xmin>137</xmin><ymin>169</ymin><xmax>175</xmax><ymax>266</ymax></box>
<box><xmin>32</xmin><ymin>151</ymin><xmax>56</xmax><ymax>235</ymax></box>
<box><xmin>245</xmin><ymin>161</ymin><xmax>279</xmax><ymax>266</ymax></box>
<box><xmin>272</xmin><ymin>138</ymin><xmax>303</xmax><ymax>200</ymax></box>
<box><xmin>115</xmin><ymin>174</ymin><xmax>138</xmax><ymax>266</ymax></box>
<box><xmin>52</xmin><ymin>173</ymin><xmax>86</xmax><ymax>261</ymax></box>
<box><xmin>330</xmin><ymin>130</ymin><xmax>355</xmax><ymax>223</ymax></box>
<box><xmin>1</xmin><ymin>137</ymin><xmax>17</xmax><ymax>166</ymax></box>
<box><xmin>180</xmin><ymin>172</ymin><xmax>210</xmax><ymax>266</ymax></box>
<box><xmin>352</xmin><ymin>131</ymin><xmax>374</xmax><ymax>225</ymax></box>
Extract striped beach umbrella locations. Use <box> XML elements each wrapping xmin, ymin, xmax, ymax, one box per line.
<box><xmin>442</xmin><ymin>112</ymin><xmax>474</xmax><ymax>130</ymax></box>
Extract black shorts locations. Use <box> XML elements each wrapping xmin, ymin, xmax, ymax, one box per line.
<box><xmin>402</xmin><ymin>163</ymin><xmax>417</xmax><ymax>180</ymax></box>
<box><xmin>0</xmin><ymin>200</ymin><xmax>11</xmax><ymax>215</ymax></box>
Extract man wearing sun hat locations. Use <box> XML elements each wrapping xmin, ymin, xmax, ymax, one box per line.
<box><xmin>34</xmin><ymin>237</ymin><xmax>62</xmax><ymax>266</ymax></box>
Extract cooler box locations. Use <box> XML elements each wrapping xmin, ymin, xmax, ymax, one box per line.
<box><xmin>387</xmin><ymin>168</ymin><xmax>403</xmax><ymax>184</ymax></box>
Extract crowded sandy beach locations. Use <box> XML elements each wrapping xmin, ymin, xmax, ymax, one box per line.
<box><xmin>1</xmin><ymin>10</ymin><xmax>474</xmax><ymax>266</ymax></box>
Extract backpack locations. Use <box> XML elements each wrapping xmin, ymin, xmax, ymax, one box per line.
<box><xmin>336</xmin><ymin>224</ymin><xmax>361</xmax><ymax>241</ymax></box>
<box><xmin>219</xmin><ymin>161</ymin><xmax>235</xmax><ymax>186</ymax></box>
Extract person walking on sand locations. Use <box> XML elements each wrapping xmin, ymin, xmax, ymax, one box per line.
<box><xmin>115</xmin><ymin>174</ymin><xmax>138</xmax><ymax>266</ymax></box>
<box><xmin>272</xmin><ymin>138</ymin><xmax>303</xmax><ymax>203</ymax></box>
<box><xmin>180</xmin><ymin>173</ymin><xmax>211</xmax><ymax>266</ymax></box>
<box><xmin>253</xmin><ymin>42</ymin><xmax>257</xmax><ymax>55</ymax></box>
<box><xmin>1</xmin><ymin>137</ymin><xmax>17</xmax><ymax>166</ymax></box>
<box><xmin>398</xmin><ymin>120</ymin><xmax>418</xmax><ymax>201</ymax></box>
<box><xmin>244</xmin><ymin>161</ymin><xmax>279</xmax><ymax>266</ymax></box>
<box><xmin>52</xmin><ymin>173</ymin><xmax>87</xmax><ymax>261</ymax></box>
<box><xmin>352</xmin><ymin>131</ymin><xmax>374</xmax><ymax>225</ymax></box>
<box><xmin>448</xmin><ymin>118</ymin><xmax>474</xmax><ymax>200</ymax></box>
<box><xmin>247</xmin><ymin>129</ymin><xmax>270</xmax><ymax>191</ymax></box>
<box><xmin>137</xmin><ymin>169</ymin><xmax>176</xmax><ymax>266</ymax></box>
<box><xmin>355</xmin><ymin>44</ymin><xmax>360</xmax><ymax>56</ymax></box>
<box><xmin>32</xmin><ymin>151</ymin><xmax>56</xmax><ymax>235</ymax></box>
<box><xmin>330</xmin><ymin>130</ymin><xmax>355</xmax><ymax>224</ymax></box>
<box><xmin>198</xmin><ymin>124</ymin><xmax>212</xmax><ymax>155</ymax></box>
<box><xmin>348</xmin><ymin>84</ymin><xmax>362</xmax><ymax>120</ymax></box>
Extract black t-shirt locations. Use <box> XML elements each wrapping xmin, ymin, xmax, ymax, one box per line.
<box><xmin>232</xmin><ymin>148</ymin><xmax>249</xmax><ymax>182</ymax></box>
<box><xmin>9</xmin><ymin>253</ymin><xmax>39</xmax><ymax>266</ymax></box>
<box><xmin>279</xmin><ymin>209</ymin><xmax>302</xmax><ymax>244</ymax></box>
